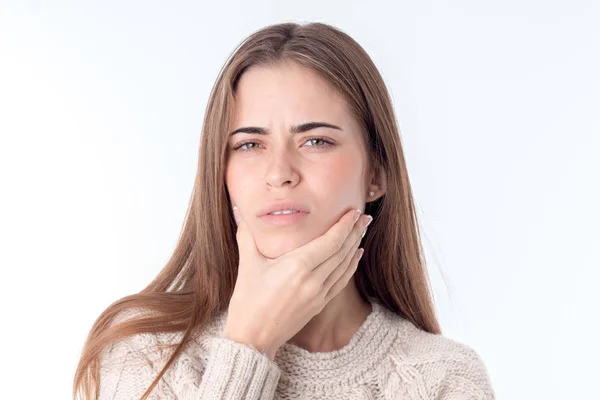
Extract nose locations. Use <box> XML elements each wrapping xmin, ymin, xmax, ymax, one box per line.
<box><xmin>264</xmin><ymin>144</ymin><xmax>300</xmax><ymax>189</ymax></box>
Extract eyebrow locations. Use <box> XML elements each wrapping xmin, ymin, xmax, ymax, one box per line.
<box><xmin>229</xmin><ymin>121</ymin><xmax>342</xmax><ymax>136</ymax></box>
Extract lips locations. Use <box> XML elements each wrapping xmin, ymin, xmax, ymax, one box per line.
<box><xmin>259</xmin><ymin>209</ymin><xmax>309</xmax><ymax>226</ymax></box>
<box><xmin>258</xmin><ymin>200</ymin><xmax>310</xmax><ymax>217</ymax></box>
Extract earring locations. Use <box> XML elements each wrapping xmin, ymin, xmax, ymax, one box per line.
<box><xmin>369</xmin><ymin>191</ymin><xmax>375</xmax><ymax>197</ymax></box>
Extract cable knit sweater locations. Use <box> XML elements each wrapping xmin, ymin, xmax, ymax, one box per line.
<box><xmin>98</xmin><ymin>300</ymin><xmax>495</xmax><ymax>399</ymax></box>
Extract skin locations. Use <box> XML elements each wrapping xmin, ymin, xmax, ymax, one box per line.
<box><xmin>224</xmin><ymin>60</ymin><xmax>386</xmax><ymax>352</ymax></box>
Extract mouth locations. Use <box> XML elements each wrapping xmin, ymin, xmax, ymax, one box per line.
<box><xmin>259</xmin><ymin>210</ymin><xmax>309</xmax><ymax>226</ymax></box>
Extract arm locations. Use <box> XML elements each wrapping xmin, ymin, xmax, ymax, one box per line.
<box><xmin>434</xmin><ymin>347</ymin><xmax>496</xmax><ymax>400</ymax></box>
<box><xmin>98</xmin><ymin>336</ymin><xmax>176</xmax><ymax>400</ymax></box>
<box><xmin>98</xmin><ymin>330</ymin><xmax>282</xmax><ymax>399</ymax></box>
<box><xmin>197</xmin><ymin>336</ymin><xmax>282</xmax><ymax>399</ymax></box>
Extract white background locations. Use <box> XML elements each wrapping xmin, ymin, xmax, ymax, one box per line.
<box><xmin>1</xmin><ymin>1</ymin><xmax>598</xmax><ymax>398</ymax></box>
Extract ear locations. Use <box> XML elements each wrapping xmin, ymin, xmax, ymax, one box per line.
<box><xmin>367</xmin><ymin>164</ymin><xmax>387</xmax><ymax>202</ymax></box>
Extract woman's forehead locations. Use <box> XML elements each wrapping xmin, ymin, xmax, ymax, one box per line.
<box><xmin>232</xmin><ymin>63</ymin><xmax>351</xmax><ymax>124</ymax></box>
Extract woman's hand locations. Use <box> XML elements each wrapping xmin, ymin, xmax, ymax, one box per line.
<box><xmin>222</xmin><ymin>206</ymin><xmax>373</xmax><ymax>360</ymax></box>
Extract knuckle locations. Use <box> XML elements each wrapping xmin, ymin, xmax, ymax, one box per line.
<box><xmin>302</xmin><ymin>279</ymin><xmax>322</xmax><ymax>297</ymax></box>
<box><xmin>291</xmin><ymin>258</ymin><xmax>309</xmax><ymax>275</ymax></box>
<box><xmin>288</xmin><ymin>269</ymin><xmax>304</xmax><ymax>288</ymax></box>
<box><xmin>288</xmin><ymin>262</ymin><xmax>308</xmax><ymax>286</ymax></box>
<box><xmin>328</xmin><ymin>237</ymin><xmax>343</xmax><ymax>254</ymax></box>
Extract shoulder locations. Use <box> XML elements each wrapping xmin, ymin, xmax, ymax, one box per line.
<box><xmin>101</xmin><ymin>306</ymin><xmax>227</xmax><ymax>361</ymax></box>
<box><xmin>382</xmin><ymin>316</ymin><xmax>495</xmax><ymax>400</ymax></box>
<box><xmin>99</xmin><ymin>307</ymin><xmax>214</xmax><ymax>398</ymax></box>
<box><xmin>100</xmin><ymin>307</ymin><xmax>183</xmax><ymax>370</ymax></box>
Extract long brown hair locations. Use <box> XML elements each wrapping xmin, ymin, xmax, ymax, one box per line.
<box><xmin>73</xmin><ymin>21</ymin><xmax>441</xmax><ymax>400</ymax></box>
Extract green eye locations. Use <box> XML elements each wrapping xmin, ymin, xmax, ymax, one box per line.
<box><xmin>232</xmin><ymin>136</ymin><xmax>334</xmax><ymax>152</ymax></box>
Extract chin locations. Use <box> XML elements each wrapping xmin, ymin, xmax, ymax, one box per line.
<box><xmin>256</xmin><ymin>235</ymin><xmax>312</xmax><ymax>260</ymax></box>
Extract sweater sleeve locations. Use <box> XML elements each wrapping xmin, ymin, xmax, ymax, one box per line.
<box><xmin>98</xmin><ymin>335</ymin><xmax>176</xmax><ymax>400</ymax></box>
<box><xmin>98</xmin><ymin>334</ymin><xmax>281</xmax><ymax>400</ymax></box>
<box><xmin>434</xmin><ymin>346</ymin><xmax>496</xmax><ymax>400</ymax></box>
<box><xmin>196</xmin><ymin>336</ymin><xmax>282</xmax><ymax>399</ymax></box>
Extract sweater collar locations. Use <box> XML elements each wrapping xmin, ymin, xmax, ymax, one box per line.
<box><xmin>212</xmin><ymin>299</ymin><xmax>401</xmax><ymax>390</ymax></box>
<box><xmin>274</xmin><ymin>300</ymin><xmax>399</xmax><ymax>388</ymax></box>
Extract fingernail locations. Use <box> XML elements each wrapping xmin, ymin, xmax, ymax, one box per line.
<box><xmin>361</xmin><ymin>216</ymin><xmax>373</xmax><ymax>238</ymax></box>
<box><xmin>357</xmin><ymin>248</ymin><xmax>364</xmax><ymax>260</ymax></box>
<box><xmin>233</xmin><ymin>206</ymin><xmax>241</xmax><ymax>224</ymax></box>
<box><xmin>353</xmin><ymin>208</ymin><xmax>362</xmax><ymax>222</ymax></box>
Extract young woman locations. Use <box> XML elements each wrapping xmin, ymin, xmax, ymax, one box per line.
<box><xmin>73</xmin><ymin>22</ymin><xmax>495</xmax><ymax>400</ymax></box>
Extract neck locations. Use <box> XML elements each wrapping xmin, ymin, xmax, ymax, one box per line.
<box><xmin>287</xmin><ymin>276</ymin><xmax>372</xmax><ymax>352</ymax></box>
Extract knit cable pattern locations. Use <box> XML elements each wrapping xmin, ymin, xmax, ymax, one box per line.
<box><xmin>97</xmin><ymin>300</ymin><xmax>495</xmax><ymax>399</ymax></box>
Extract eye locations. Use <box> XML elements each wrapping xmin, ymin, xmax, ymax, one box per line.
<box><xmin>232</xmin><ymin>136</ymin><xmax>335</xmax><ymax>152</ymax></box>
<box><xmin>305</xmin><ymin>137</ymin><xmax>330</xmax><ymax>147</ymax></box>
<box><xmin>233</xmin><ymin>141</ymin><xmax>260</xmax><ymax>151</ymax></box>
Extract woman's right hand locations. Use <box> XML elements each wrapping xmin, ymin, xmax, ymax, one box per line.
<box><xmin>222</xmin><ymin>206</ymin><xmax>373</xmax><ymax>360</ymax></box>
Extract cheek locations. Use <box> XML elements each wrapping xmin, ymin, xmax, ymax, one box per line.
<box><xmin>225</xmin><ymin>161</ymin><xmax>264</xmax><ymax>211</ymax></box>
<box><xmin>225</xmin><ymin>163</ymin><xmax>246</xmax><ymax>203</ymax></box>
<box><xmin>316</xmin><ymin>154</ymin><xmax>364</xmax><ymax>197</ymax></box>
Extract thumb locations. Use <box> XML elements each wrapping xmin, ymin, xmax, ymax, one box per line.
<box><xmin>233</xmin><ymin>206</ymin><xmax>263</xmax><ymax>265</ymax></box>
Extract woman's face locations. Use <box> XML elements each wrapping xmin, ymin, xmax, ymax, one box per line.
<box><xmin>225</xmin><ymin>61</ymin><xmax>371</xmax><ymax>259</ymax></box>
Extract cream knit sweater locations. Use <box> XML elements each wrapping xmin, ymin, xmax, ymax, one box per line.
<box><xmin>98</xmin><ymin>300</ymin><xmax>495</xmax><ymax>399</ymax></box>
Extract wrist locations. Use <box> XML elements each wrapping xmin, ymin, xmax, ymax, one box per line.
<box><xmin>222</xmin><ymin>329</ymin><xmax>277</xmax><ymax>361</ymax></box>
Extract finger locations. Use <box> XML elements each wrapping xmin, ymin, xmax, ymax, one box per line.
<box><xmin>314</xmin><ymin>212</ymin><xmax>370</xmax><ymax>279</ymax></box>
<box><xmin>319</xmin><ymin>224</ymin><xmax>364</xmax><ymax>291</ymax></box>
<box><xmin>287</xmin><ymin>207</ymin><xmax>362</xmax><ymax>270</ymax></box>
<box><xmin>233</xmin><ymin>206</ymin><xmax>264</xmax><ymax>265</ymax></box>
<box><xmin>324</xmin><ymin>247</ymin><xmax>363</xmax><ymax>303</ymax></box>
